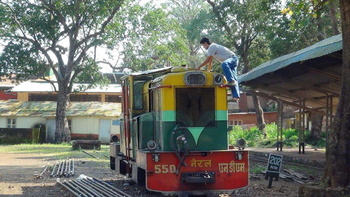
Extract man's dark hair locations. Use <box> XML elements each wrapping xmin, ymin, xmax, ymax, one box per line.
<box><xmin>200</xmin><ymin>37</ymin><xmax>211</xmax><ymax>45</ymax></box>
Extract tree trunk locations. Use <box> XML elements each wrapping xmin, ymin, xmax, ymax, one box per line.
<box><xmin>329</xmin><ymin>1</ymin><xmax>341</xmax><ymax>35</ymax></box>
<box><xmin>253</xmin><ymin>95</ymin><xmax>266</xmax><ymax>136</ymax></box>
<box><xmin>310</xmin><ymin>112</ymin><xmax>323</xmax><ymax>143</ymax></box>
<box><xmin>315</xmin><ymin>14</ymin><xmax>326</xmax><ymax>41</ymax></box>
<box><xmin>55</xmin><ymin>84</ymin><xmax>71</xmax><ymax>143</ymax></box>
<box><xmin>241</xmin><ymin>52</ymin><xmax>250</xmax><ymax>74</ymax></box>
<box><xmin>241</xmin><ymin>50</ymin><xmax>266</xmax><ymax>134</ymax></box>
<box><xmin>324</xmin><ymin>0</ymin><xmax>350</xmax><ymax>188</ymax></box>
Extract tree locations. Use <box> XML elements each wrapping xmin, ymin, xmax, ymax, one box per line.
<box><xmin>324</xmin><ymin>0</ymin><xmax>350</xmax><ymax>188</ymax></box>
<box><xmin>109</xmin><ymin>2</ymin><xmax>190</xmax><ymax>71</ymax></box>
<box><xmin>206</xmin><ymin>0</ymin><xmax>281</xmax><ymax>73</ymax></box>
<box><xmin>0</xmin><ymin>0</ymin><xmax>124</xmax><ymax>142</ymax></box>
<box><xmin>276</xmin><ymin>0</ymin><xmax>340</xmax><ymax>59</ymax></box>
<box><xmin>206</xmin><ymin>0</ymin><xmax>282</xmax><ymax>132</ymax></box>
<box><xmin>167</xmin><ymin>0</ymin><xmax>216</xmax><ymax>68</ymax></box>
<box><xmin>281</xmin><ymin>0</ymin><xmax>349</xmax><ymax>190</ymax></box>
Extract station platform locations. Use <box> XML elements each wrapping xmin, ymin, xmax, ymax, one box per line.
<box><xmin>246</xmin><ymin>147</ymin><xmax>326</xmax><ymax>168</ymax></box>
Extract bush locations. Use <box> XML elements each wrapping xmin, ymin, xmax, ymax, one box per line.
<box><xmin>228</xmin><ymin>123</ymin><xmax>326</xmax><ymax>148</ymax></box>
<box><xmin>0</xmin><ymin>128</ymin><xmax>33</xmax><ymax>144</ymax></box>
<box><xmin>229</xmin><ymin>125</ymin><xmax>264</xmax><ymax>147</ymax></box>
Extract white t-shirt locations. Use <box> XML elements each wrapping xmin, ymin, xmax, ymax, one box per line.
<box><xmin>207</xmin><ymin>43</ymin><xmax>235</xmax><ymax>63</ymax></box>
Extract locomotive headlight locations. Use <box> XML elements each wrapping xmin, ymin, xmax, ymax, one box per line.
<box><xmin>184</xmin><ymin>72</ymin><xmax>206</xmax><ymax>86</ymax></box>
<box><xmin>147</xmin><ymin>140</ymin><xmax>157</xmax><ymax>150</ymax></box>
<box><xmin>213</xmin><ymin>74</ymin><xmax>225</xmax><ymax>85</ymax></box>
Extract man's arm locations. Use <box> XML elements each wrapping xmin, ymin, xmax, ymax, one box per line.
<box><xmin>197</xmin><ymin>56</ymin><xmax>213</xmax><ymax>70</ymax></box>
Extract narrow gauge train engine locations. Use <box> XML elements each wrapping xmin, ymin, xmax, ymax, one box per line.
<box><xmin>110</xmin><ymin>67</ymin><xmax>249</xmax><ymax>196</ymax></box>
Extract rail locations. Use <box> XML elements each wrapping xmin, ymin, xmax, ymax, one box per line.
<box><xmin>58</xmin><ymin>177</ymin><xmax>131</xmax><ymax>197</ymax></box>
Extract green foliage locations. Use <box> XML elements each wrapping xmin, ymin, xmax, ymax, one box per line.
<box><xmin>206</xmin><ymin>0</ymin><xmax>284</xmax><ymax>72</ymax></box>
<box><xmin>228</xmin><ymin>123</ymin><xmax>326</xmax><ymax>148</ymax></box>
<box><xmin>305</xmin><ymin>130</ymin><xmax>327</xmax><ymax>147</ymax></box>
<box><xmin>111</xmin><ymin>2</ymin><xmax>190</xmax><ymax>71</ymax></box>
<box><xmin>250</xmin><ymin>165</ymin><xmax>266</xmax><ymax>174</ymax></box>
<box><xmin>166</xmin><ymin>0</ymin><xmax>218</xmax><ymax>68</ymax></box>
<box><xmin>270</xmin><ymin>0</ymin><xmax>340</xmax><ymax>59</ymax></box>
<box><xmin>0</xmin><ymin>0</ymin><xmax>124</xmax><ymax>83</ymax></box>
<box><xmin>0</xmin><ymin>41</ymin><xmax>48</xmax><ymax>82</ymax></box>
<box><xmin>73</xmin><ymin>58</ymin><xmax>110</xmax><ymax>92</ymax></box>
<box><xmin>229</xmin><ymin>125</ymin><xmax>263</xmax><ymax>147</ymax></box>
<box><xmin>0</xmin><ymin>128</ymin><xmax>34</xmax><ymax>144</ymax></box>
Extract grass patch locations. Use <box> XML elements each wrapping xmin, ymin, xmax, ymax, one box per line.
<box><xmin>250</xmin><ymin>165</ymin><xmax>265</xmax><ymax>174</ymax></box>
<box><xmin>0</xmin><ymin>143</ymin><xmax>72</xmax><ymax>153</ymax></box>
<box><xmin>0</xmin><ymin>143</ymin><xmax>110</xmax><ymax>161</ymax></box>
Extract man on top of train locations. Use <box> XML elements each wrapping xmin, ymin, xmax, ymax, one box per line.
<box><xmin>196</xmin><ymin>37</ymin><xmax>240</xmax><ymax>102</ymax></box>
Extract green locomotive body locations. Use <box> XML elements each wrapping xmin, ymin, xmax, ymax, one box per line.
<box><xmin>110</xmin><ymin>67</ymin><xmax>249</xmax><ymax>196</ymax></box>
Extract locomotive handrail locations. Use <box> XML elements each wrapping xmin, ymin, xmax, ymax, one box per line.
<box><xmin>149</xmin><ymin>85</ymin><xmax>172</xmax><ymax>90</ymax></box>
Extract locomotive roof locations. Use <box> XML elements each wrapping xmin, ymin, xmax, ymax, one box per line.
<box><xmin>120</xmin><ymin>67</ymin><xmax>173</xmax><ymax>80</ymax></box>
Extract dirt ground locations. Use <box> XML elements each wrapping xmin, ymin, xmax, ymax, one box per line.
<box><xmin>0</xmin><ymin>148</ymin><xmax>322</xmax><ymax>197</ymax></box>
<box><xmin>0</xmin><ymin>150</ymin><xmax>115</xmax><ymax>197</ymax></box>
<box><xmin>0</xmin><ymin>152</ymin><xmax>66</xmax><ymax>197</ymax></box>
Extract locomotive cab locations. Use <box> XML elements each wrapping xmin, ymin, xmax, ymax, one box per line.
<box><xmin>110</xmin><ymin>67</ymin><xmax>249</xmax><ymax>196</ymax></box>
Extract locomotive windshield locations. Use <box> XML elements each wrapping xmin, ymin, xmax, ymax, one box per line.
<box><xmin>133</xmin><ymin>80</ymin><xmax>146</xmax><ymax>110</ymax></box>
<box><xmin>176</xmin><ymin>88</ymin><xmax>215</xmax><ymax>127</ymax></box>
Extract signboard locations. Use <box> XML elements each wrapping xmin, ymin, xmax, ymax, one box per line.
<box><xmin>112</xmin><ymin>120</ymin><xmax>120</xmax><ymax>126</ymax></box>
<box><xmin>266</xmin><ymin>153</ymin><xmax>283</xmax><ymax>174</ymax></box>
<box><xmin>265</xmin><ymin>153</ymin><xmax>283</xmax><ymax>188</ymax></box>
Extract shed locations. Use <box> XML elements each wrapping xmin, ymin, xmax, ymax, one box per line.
<box><xmin>239</xmin><ymin>34</ymin><xmax>342</xmax><ymax>114</ymax></box>
<box><xmin>0</xmin><ymin>101</ymin><xmax>122</xmax><ymax>143</ymax></box>
<box><xmin>238</xmin><ymin>34</ymin><xmax>342</xmax><ymax>152</ymax></box>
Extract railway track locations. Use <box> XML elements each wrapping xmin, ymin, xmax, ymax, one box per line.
<box><xmin>58</xmin><ymin>177</ymin><xmax>132</xmax><ymax>197</ymax></box>
<box><xmin>81</xmin><ymin>150</ymin><xmax>109</xmax><ymax>160</ymax></box>
<box><xmin>249</xmin><ymin>151</ymin><xmax>324</xmax><ymax>184</ymax></box>
<box><xmin>249</xmin><ymin>151</ymin><xmax>324</xmax><ymax>170</ymax></box>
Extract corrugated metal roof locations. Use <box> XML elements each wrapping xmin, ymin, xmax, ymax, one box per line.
<box><xmin>10</xmin><ymin>81</ymin><xmax>122</xmax><ymax>93</ymax></box>
<box><xmin>120</xmin><ymin>67</ymin><xmax>173</xmax><ymax>81</ymax></box>
<box><xmin>239</xmin><ymin>34</ymin><xmax>342</xmax><ymax>83</ymax></box>
<box><xmin>129</xmin><ymin>67</ymin><xmax>172</xmax><ymax>76</ymax></box>
<box><xmin>0</xmin><ymin>101</ymin><xmax>121</xmax><ymax>117</ymax></box>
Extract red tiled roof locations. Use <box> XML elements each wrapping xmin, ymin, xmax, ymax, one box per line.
<box><xmin>0</xmin><ymin>90</ymin><xmax>17</xmax><ymax>100</ymax></box>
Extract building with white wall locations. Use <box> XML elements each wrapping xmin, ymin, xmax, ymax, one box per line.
<box><xmin>0</xmin><ymin>101</ymin><xmax>121</xmax><ymax>143</ymax></box>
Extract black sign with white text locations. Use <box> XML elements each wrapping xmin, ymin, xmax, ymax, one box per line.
<box><xmin>266</xmin><ymin>153</ymin><xmax>283</xmax><ymax>174</ymax></box>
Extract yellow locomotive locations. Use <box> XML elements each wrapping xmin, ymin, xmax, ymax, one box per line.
<box><xmin>110</xmin><ymin>67</ymin><xmax>249</xmax><ymax>196</ymax></box>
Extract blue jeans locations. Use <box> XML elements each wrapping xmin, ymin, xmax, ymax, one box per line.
<box><xmin>221</xmin><ymin>56</ymin><xmax>239</xmax><ymax>98</ymax></box>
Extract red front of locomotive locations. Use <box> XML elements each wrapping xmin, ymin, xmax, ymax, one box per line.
<box><xmin>145</xmin><ymin>150</ymin><xmax>249</xmax><ymax>195</ymax></box>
